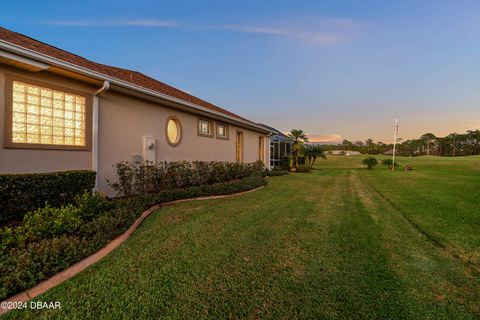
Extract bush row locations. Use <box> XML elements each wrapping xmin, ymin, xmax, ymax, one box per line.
<box><xmin>108</xmin><ymin>160</ymin><xmax>265</xmax><ymax>197</ymax></box>
<box><xmin>0</xmin><ymin>175</ymin><xmax>266</xmax><ymax>299</ymax></box>
<box><xmin>0</xmin><ymin>170</ymin><xmax>96</xmax><ymax>225</ymax></box>
<box><xmin>265</xmin><ymin>168</ymin><xmax>289</xmax><ymax>177</ymax></box>
<box><xmin>296</xmin><ymin>165</ymin><xmax>312</xmax><ymax>173</ymax></box>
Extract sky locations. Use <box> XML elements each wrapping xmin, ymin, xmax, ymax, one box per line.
<box><xmin>1</xmin><ymin>0</ymin><xmax>480</xmax><ymax>143</ymax></box>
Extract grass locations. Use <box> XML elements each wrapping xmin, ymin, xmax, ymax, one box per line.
<box><xmin>3</xmin><ymin>155</ymin><xmax>480</xmax><ymax>319</ymax></box>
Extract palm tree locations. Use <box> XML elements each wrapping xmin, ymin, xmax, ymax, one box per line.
<box><xmin>288</xmin><ymin>129</ymin><xmax>309</xmax><ymax>170</ymax></box>
<box><xmin>303</xmin><ymin>145</ymin><xmax>327</xmax><ymax>168</ymax></box>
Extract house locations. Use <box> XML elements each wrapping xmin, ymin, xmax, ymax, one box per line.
<box><xmin>257</xmin><ymin>124</ymin><xmax>293</xmax><ymax>168</ymax></box>
<box><xmin>0</xmin><ymin>27</ymin><xmax>271</xmax><ymax>195</ymax></box>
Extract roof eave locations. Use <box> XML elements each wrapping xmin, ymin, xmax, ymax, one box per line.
<box><xmin>0</xmin><ymin>40</ymin><xmax>270</xmax><ymax>134</ymax></box>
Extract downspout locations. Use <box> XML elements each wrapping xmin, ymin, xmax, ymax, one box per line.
<box><xmin>92</xmin><ymin>81</ymin><xmax>110</xmax><ymax>190</ymax></box>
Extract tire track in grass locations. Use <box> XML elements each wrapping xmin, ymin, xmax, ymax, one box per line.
<box><xmin>351</xmin><ymin>170</ymin><xmax>480</xmax><ymax>317</ymax></box>
<box><xmin>357</xmin><ymin>171</ymin><xmax>480</xmax><ymax>275</ymax></box>
<box><xmin>294</xmin><ymin>169</ymin><xmax>410</xmax><ymax>319</ymax></box>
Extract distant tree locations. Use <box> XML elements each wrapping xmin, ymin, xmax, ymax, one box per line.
<box><xmin>320</xmin><ymin>129</ymin><xmax>480</xmax><ymax>158</ymax></box>
<box><xmin>342</xmin><ymin>139</ymin><xmax>353</xmax><ymax>151</ymax></box>
<box><xmin>362</xmin><ymin>157</ymin><xmax>378</xmax><ymax>169</ymax></box>
<box><xmin>446</xmin><ymin>133</ymin><xmax>458</xmax><ymax>157</ymax></box>
<box><xmin>466</xmin><ymin>130</ymin><xmax>479</xmax><ymax>156</ymax></box>
<box><xmin>366</xmin><ymin>138</ymin><xmax>374</xmax><ymax>154</ymax></box>
<box><xmin>288</xmin><ymin>129</ymin><xmax>309</xmax><ymax>170</ymax></box>
<box><xmin>420</xmin><ymin>133</ymin><xmax>437</xmax><ymax>155</ymax></box>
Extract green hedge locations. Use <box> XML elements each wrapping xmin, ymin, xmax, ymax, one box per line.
<box><xmin>143</xmin><ymin>175</ymin><xmax>266</xmax><ymax>204</ymax></box>
<box><xmin>108</xmin><ymin>160</ymin><xmax>265</xmax><ymax>197</ymax></box>
<box><xmin>0</xmin><ymin>175</ymin><xmax>266</xmax><ymax>299</ymax></box>
<box><xmin>0</xmin><ymin>170</ymin><xmax>96</xmax><ymax>225</ymax></box>
<box><xmin>266</xmin><ymin>168</ymin><xmax>289</xmax><ymax>177</ymax></box>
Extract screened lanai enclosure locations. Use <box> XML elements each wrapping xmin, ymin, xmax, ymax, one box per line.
<box><xmin>270</xmin><ymin>135</ymin><xmax>293</xmax><ymax>168</ymax></box>
<box><xmin>258</xmin><ymin>124</ymin><xmax>293</xmax><ymax>168</ymax></box>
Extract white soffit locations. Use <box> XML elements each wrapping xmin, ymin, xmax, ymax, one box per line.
<box><xmin>0</xmin><ymin>49</ymin><xmax>50</xmax><ymax>72</ymax></box>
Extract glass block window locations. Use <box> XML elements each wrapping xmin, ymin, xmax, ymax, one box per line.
<box><xmin>11</xmin><ymin>81</ymin><xmax>86</xmax><ymax>146</ymax></box>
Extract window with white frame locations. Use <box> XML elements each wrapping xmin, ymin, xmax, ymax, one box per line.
<box><xmin>216</xmin><ymin>123</ymin><xmax>228</xmax><ymax>139</ymax></box>
<box><xmin>198</xmin><ymin>118</ymin><xmax>212</xmax><ymax>137</ymax></box>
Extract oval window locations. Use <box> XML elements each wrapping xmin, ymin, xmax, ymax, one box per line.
<box><xmin>166</xmin><ymin>116</ymin><xmax>181</xmax><ymax>146</ymax></box>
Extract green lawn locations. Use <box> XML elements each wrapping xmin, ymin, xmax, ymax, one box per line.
<box><xmin>4</xmin><ymin>156</ymin><xmax>480</xmax><ymax>319</ymax></box>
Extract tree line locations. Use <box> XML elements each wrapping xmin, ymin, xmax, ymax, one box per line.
<box><xmin>321</xmin><ymin>130</ymin><xmax>480</xmax><ymax>157</ymax></box>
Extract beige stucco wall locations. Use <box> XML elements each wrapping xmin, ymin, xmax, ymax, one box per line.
<box><xmin>97</xmin><ymin>91</ymin><xmax>269</xmax><ymax>195</ymax></box>
<box><xmin>0</xmin><ymin>66</ymin><xmax>92</xmax><ymax>173</ymax></box>
<box><xmin>0</xmin><ymin>65</ymin><xmax>269</xmax><ymax>196</ymax></box>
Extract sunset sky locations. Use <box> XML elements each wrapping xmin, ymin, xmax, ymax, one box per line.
<box><xmin>2</xmin><ymin>0</ymin><xmax>480</xmax><ymax>143</ymax></box>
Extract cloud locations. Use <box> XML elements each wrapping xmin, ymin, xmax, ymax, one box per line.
<box><xmin>209</xmin><ymin>25</ymin><xmax>289</xmax><ymax>35</ymax></box>
<box><xmin>306</xmin><ymin>134</ymin><xmax>343</xmax><ymax>143</ymax></box>
<box><xmin>209</xmin><ymin>24</ymin><xmax>342</xmax><ymax>44</ymax></box>
<box><xmin>39</xmin><ymin>16</ymin><xmax>357</xmax><ymax>45</ymax></box>
<box><xmin>39</xmin><ymin>19</ymin><xmax>178</xmax><ymax>27</ymax></box>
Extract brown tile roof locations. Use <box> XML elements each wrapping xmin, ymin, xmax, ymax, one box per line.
<box><xmin>0</xmin><ymin>27</ymin><xmax>253</xmax><ymax>123</ymax></box>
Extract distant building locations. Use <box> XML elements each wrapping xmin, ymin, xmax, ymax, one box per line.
<box><xmin>346</xmin><ymin>151</ymin><xmax>362</xmax><ymax>156</ymax></box>
<box><xmin>257</xmin><ymin>124</ymin><xmax>293</xmax><ymax>168</ymax></box>
<box><xmin>329</xmin><ymin>150</ymin><xmax>362</xmax><ymax>156</ymax></box>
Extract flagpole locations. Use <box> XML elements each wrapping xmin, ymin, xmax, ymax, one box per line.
<box><xmin>392</xmin><ymin>119</ymin><xmax>398</xmax><ymax>170</ymax></box>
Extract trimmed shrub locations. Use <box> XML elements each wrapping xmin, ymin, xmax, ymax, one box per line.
<box><xmin>296</xmin><ymin>165</ymin><xmax>312</xmax><ymax>173</ymax></box>
<box><xmin>0</xmin><ymin>170</ymin><xmax>96</xmax><ymax>225</ymax></box>
<box><xmin>74</xmin><ymin>192</ymin><xmax>113</xmax><ymax>221</ymax></box>
<box><xmin>362</xmin><ymin>157</ymin><xmax>378</xmax><ymax>170</ymax></box>
<box><xmin>0</xmin><ymin>236</ymin><xmax>90</xmax><ymax>299</ymax></box>
<box><xmin>108</xmin><ymin>160</ymin><xmax>265</xmax><ymax>197</ymax></box>
<box><xmin>152</xmin><ymin>175</ymin><xmax>266</xmax><ymax>202</ymax></box>
<box><xmin>0</xmin><ymin>175</ymin><xmax>266</xmax><ymax>299</ymax></box>
<box><xmin>0</xmin><ymin>227</ymin><xmax>21</xmax><ymax>253</ymax></box>
<box><xmin>381</xmin><ymin>159</ymin><xmax>399</xmax><ymax>169</ymax></box>
<box><xmin>281</xmin><ymin>156</ymin><xmax>291</xmax><ymax>171</ymax></box>
<box><xmin>21</xmin><ymin>204</ymin><xmax>82</xmax><ymax>240</ymax></box>
<box><xmin>0</xmin><ymin>192</ymin><xmax>110</xmax><ymax>253</ymax></box>
<box><xmin>266</xmin><ymin>168</ymin><xmax>289</xmax><ymax>177</ymax></box>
